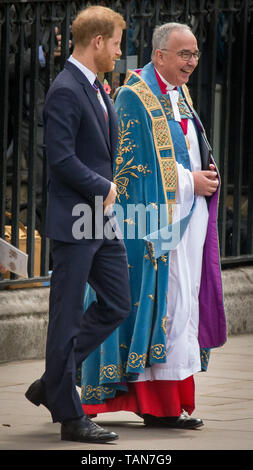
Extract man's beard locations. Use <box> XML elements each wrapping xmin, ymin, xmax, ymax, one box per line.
<box><xmin>95</xmin><ymin>51</ymin><xmax>115</xmax><ymax>73</ymax></box>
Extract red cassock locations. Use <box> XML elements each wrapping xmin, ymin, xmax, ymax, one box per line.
<box><xmin>82</xmin><ymin>377</ymin><xmax>195</xmax><ymax>417</ymax></box>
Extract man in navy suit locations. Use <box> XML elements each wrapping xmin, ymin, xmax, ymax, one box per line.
<box><xmin>25</xmin><ymin>6</ymin><xmax>131</xmax><ymax>443</ymax></box>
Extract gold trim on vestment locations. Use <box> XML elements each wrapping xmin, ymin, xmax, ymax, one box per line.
<box><xmin>123</xmin><ymin>71</ymin><xmax>178</xmax><ymax>210</ymax></box>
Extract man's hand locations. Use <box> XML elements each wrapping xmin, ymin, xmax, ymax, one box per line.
<box><xmin>192</xmin><ymin>164</ymin><xmax>219</xmax><ymax>197</ymax></box>
<box><xmin>104</xmin><ymin>182</ymin><xmax>117</xmax><ymax>214</ymax></box>
<box><xmin>54</xmin><ymin>27</ymin><xmax>72</xmax><ymax>58</ymax></box>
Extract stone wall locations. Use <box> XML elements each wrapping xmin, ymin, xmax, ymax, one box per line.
<box><xmin>0</xmin><ymin>266</ymin><xmax>252</xmax><ymax>363</ymax></box>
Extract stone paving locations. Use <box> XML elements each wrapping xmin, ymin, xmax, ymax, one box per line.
<box><xmin>0</xmin><ymin>334</ymin><xmax>252</xmax><ymax>451</ymax></box>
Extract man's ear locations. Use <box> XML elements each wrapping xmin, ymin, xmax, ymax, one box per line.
<box><xmin>93</xmin><ymin>34</ymin><xmax>103</xmax><ymax>50</ymax></box>
<box><xmin>154</xmin><ymin>49</ymin><xmax>164</xmax><ymax>68</ymax></box>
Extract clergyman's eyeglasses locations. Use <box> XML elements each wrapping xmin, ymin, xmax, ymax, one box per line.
<box><xmin>160</xmin><ymin>49</ymin><xmax>201</xmax><ymax>61</ymax></box>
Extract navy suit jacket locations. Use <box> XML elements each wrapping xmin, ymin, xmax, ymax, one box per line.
<box><xmin>43</xmin><ymin>60</ymin><xmax>118</xmax><ymax>242</ymax></box>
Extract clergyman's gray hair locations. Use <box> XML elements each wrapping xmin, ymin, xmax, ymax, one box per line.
<box><xmin>151</xmin><ymin>22</ymin><xmax>193</xmax><ymax>60</ymax></box>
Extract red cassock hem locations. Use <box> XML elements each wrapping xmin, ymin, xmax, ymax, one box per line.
<box><xmin>82</xmin><ymin>376</ymin><xmax>195</xmax><ymax>417</ymax></box>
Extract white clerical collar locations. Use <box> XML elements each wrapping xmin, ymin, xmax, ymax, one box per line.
<box><xmin>68</xmin><ymin>55</ymin><xmax>96</xmax><ymax>86</ymax></box>
<box><xmin>155</xmin><ymin>68</ymin><xmax>176</xmax><ymax>91</ymax></box>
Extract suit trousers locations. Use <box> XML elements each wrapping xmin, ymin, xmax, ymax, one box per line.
<box><xmin>42</xmin><ymin>236</ymin><xmax>131</xmax><ymax>423</ymax></box>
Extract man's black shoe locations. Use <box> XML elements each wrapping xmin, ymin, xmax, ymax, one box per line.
<box><xmin>61</xmin><ymin>416</ymin><xmax>119</xmax><ymax>443</ymax></box>
<box><xmin>143</xmin><ymin>412</ymin><xmax>204</xmax><ymax>429</ymax></box>
<box><xmin>25</xmin><ymin>379</ymin><xmax>49</xmax><ymax>410</ymax></box>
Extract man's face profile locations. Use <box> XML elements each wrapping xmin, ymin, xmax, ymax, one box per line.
<box><xmin>94</xmin><ymin>25</ymin><xmax>123</xmax><ymax>73</ymax></box>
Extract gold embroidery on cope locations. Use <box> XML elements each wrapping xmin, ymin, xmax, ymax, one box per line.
<box><xmin>82</xmin><ymin>384</ymin><xmax>113</xmax><ymax>401</ymax></box>
<box><xmin>182</xmin><ymin>84</ymin><xmax>193</xmax><ymax>108</ymax></box>
<box><xmin>123</xmin><ymin>71</ymin><xmax>178</xmax><ymax>210</ymax></box>
<box><xmin>150</xmin><ymin>344</ymin><xmax>167</xmax><ymax>360</ymax></box>
<box><xmin>158</xmin><ymin>94</ymin><xmax>192</xmax><ymax>121</ymax></box>
<box><xmin>159</xmin><ymin>96</ymin><xmax>174</xmax><ymax>120</ymax></box>
<box><xmin>160</xmin><ymin>254</ymin><xmax>168</xmax><ymax>264</ymax></box>
<box><xmin>161</xmin><ymin>315</ymin><xmax>167</xmax><ymax>334</ymax></box>
<box><xmin>114</xmin><ymin>117</ymin><xmax>151</xmax><ymax>202</ymax></box>
<box><xmin>127</xmin><ymin>352</ymin><xmax>147</xmax><ymax>369</ymax></box>
<box><xmin>146</xmin><ymin>240</ymin><xmax>158</xmax><ymax>270</ymax></box>
<box><xmin>99</xmin><ymin>362</ymin><xmax>130</xmax><ymax>381</ymax></box>
<box><xmin>99</xmin><ymin>364</ymin><xmax>119</xmax><ymax>380</ymax></box>
<box><xmin>177</xmin><ymin>94</ymin><xmax>192</xmax><ymax>118</ymax></box>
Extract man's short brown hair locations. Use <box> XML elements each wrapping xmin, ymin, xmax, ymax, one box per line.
<box><xmin>72</xmin><ymin>6</ymin><xmax>126</xmax><ymax>47</ymax></box>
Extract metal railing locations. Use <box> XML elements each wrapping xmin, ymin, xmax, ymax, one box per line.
<box><xmin>0</xmin><ymin>0</ymin><xmax>253</xmax><ymax>287</ymax></box>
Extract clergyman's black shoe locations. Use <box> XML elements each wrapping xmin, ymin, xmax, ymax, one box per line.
<box><xmin>25</xmin><ymin>379</ymin><xmax>49</xmax><ymax>410</ymax></box>
<box><xmin>143</xmin><ymin>412</ymin><xmax>204</xmax><ymax>430</ymax></box>
<box><xmin>61</xmin><ymin>416</ymin><xmax>119</xmax><ymax>443</ymax></box>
